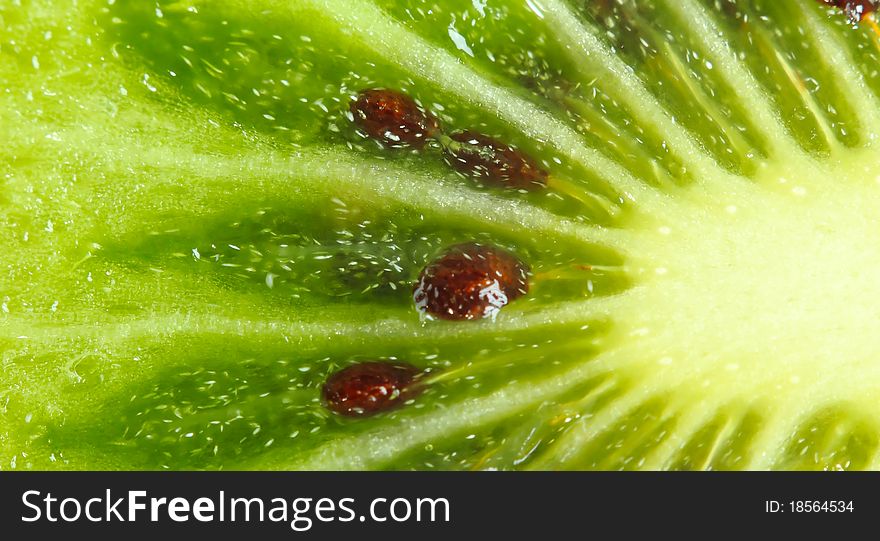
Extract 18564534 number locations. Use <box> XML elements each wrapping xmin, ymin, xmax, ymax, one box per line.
<box><xmin>765</xmin><ymin>500</ymin><xmax>854</xmax><ymax>513</ymax></box>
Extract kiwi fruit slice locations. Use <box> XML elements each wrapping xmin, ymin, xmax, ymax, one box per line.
<box><xmin>4</xmin><ymin>0</ymin><xmax>880</xmax><ymax>471</ymax></box>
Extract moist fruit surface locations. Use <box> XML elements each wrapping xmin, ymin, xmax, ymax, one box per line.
<box><xmin>4</xmin><ymin>0</ymin><xmax>880</xmax><ymax>470</ymax></box>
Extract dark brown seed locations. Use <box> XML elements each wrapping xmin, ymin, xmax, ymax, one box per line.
<box><xmin>413</xmin><ymin>242</ymin><xmax>530</xmax><ymax>321</ymax></box>
<box><xmin>820</xmin><ymin>0</ymin><xmax>876</xmax><ymax>23</ymax></box>
<box><xmin>323</xmin><ymin>361</ymin><xmax>423</xmax><ymax>417</ymax></box>
<box><xmin>442</xmin><ymin>131</ymin><xmax>549</xmax><ymax>191</ymax></box>
<box><xmin>350</xmin><ymin>89</ymin><xmax>439</xmax><ymax>148</ymax></box>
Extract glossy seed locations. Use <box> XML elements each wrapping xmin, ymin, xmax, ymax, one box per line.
<box><xmin>350</xmin><ymin>89</ymin><xmax>439</xmax><ymax>148</ymax></box>
<box><xmin>442</xmin><ymin>131</ymin><xmax>549</xmax><ymax>190</ymax></box>
<box><xmin>323</xmin><ymin>361</ymin><xmax>423</xmax><ymax>416</ymax></box>
<box><xmin>820</xmin><ymin>0</ymin><xmax>876</xmax><ymax>23</ymax></box>
<box><xmin>413</xmin><ymin>242</ymin><xmax>530</xmax><ymax>321</ymax></box>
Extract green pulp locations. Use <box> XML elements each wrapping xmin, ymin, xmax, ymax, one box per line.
<box><xmin>4</xmin><ymin>0</ymin><xmax>880</xmax><ymax>470</ymax></box>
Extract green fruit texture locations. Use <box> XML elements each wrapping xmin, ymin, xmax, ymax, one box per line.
<box><xmin>3</xmin><ymin>0</ymin><xmax>880</xmax><ymax>470</ymax></box>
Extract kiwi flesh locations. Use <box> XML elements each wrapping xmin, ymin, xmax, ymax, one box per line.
<box><xmin>3</xmin><ymin>0</ymin><xmax>880</xmax><ymax>470</ymax></box>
